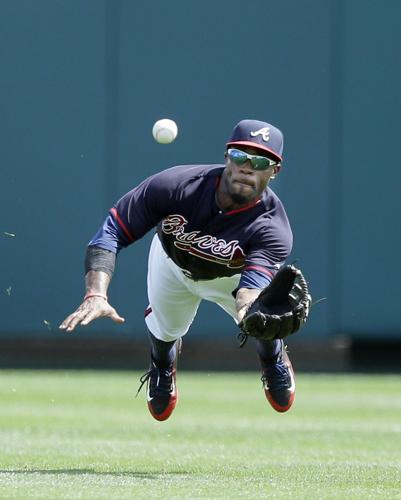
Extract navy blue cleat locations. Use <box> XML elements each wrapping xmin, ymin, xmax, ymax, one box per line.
<box><xmin>137</xmin><ymin>363</ymin><xmax>177</xmax><ymax>421</ymax></box>
<box><xmin>141</xmin><ymin>362</ymin><xmax>177</xmax><ymax>421</ymax></box>
<box><xmin>260</xmin><ymin>340</ymin><xmax>295</xmax><ymax>413</ymax></box>
<box><xmin>137</xmin><ymin>339</ymin><xmax>181</xmax><ymax>421</ymax></box>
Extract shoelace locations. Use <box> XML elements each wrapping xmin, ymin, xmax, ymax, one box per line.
<box><xmin>237</xmin><ymin>331</ymin><xmax>248</xmax><ymax>348</ymax></box>
<box><xmin>261</xmin><ymin>358</ymin><xmax>289</xmax><ymax>391</ymax></box>
<box><xmin>135</xmin><ymin>366</ymin><xmax>173</xmax><ymax>398</ymax></box>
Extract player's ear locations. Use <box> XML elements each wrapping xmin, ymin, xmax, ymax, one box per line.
<box><xmin>273</xmin><ymin>164</ymin><xmax>281</xmax><ymax>176</ymax></box>
<box><xmin>270</xmin><ymin>164</ymin><xmax>281</xmax><ymax>180</ymax></box>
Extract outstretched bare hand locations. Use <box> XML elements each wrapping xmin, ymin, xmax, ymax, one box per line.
<box><xmin>59</xmin><ymin>297</ymin><xmax>125</xmax><ymax>333</ymax></box>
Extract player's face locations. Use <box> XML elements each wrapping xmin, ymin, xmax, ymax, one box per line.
<box><xmin>221</xmin><ymin>146</ymin><xmax>280</xmax><ymax>206</ymax></box>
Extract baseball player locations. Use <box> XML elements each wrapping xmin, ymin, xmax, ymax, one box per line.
<box><xmin>59</xmin><ymin>119</ymin><xmax>310</xmax><ymax>421</ymax></box>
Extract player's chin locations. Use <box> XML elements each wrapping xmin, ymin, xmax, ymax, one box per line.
<box><xmin>231</xmin><ymin>183</ymin><xmax>256</xmax><ymax>200</ymax></box>
<box><xmin>229</xmin><ymin>190</ymin><xmax>256</xmax><ymax>205</ymax></box>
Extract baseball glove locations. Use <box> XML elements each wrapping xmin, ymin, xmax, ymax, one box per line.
<box><xmin>237</xmin><ymin>265</ymin><xmax>311</xmax><ymax>346</ymax></box>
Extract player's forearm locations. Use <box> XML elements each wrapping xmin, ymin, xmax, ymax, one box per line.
<box><xmin>235</xmin><ymin>287</ymin><xmax>261</xmax><ymax>322</ymax></box>
<box><xmin>84</xmin><ymin>270</ymin><xmax>112</xmax><ymax>297</ymax></box>
<box><xmin>84</xmin><ymin>246</ymin><xmax>116</xmax><ymax>297</ymax></box>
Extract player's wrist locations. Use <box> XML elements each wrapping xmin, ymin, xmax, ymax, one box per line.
<box><xmin>83</xmin><ymin>292</ymin><xmax>108</xmax><ymax>301</ymax></box>
<box><xmin>236</xmin><ymin>303</ymin><xmax>250</xmax><ymax>322</ymax></box>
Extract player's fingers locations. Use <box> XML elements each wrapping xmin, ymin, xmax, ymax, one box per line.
<box><xmin>64</xmin><ymin>304</ymin><xmax>99</xmax><ymax>331</ymax></box>
<box><xmin>59</xmin><ymin>312</ymin><xmax>80</xmax><ymax>331</ymax></box>
<box><xmin>110</xmin><ymin>310</ymin><xmax>125</xmax><ymax>324</ymax></box>
<box><xmin>80</xmin><ymin>309</ymin><xmax>104</xmax><ymax>326</ymax></box>
<box><xmin>80</xmin><ymin>301</ymin><xmax>119</xmax><ymax>326</ymax></box>
<box><xmin>65</xmin><ymin>311</ymin><xmax>91</xmax><ymax>332</ymax></box>
<box><xmin>59</xmin><ymin>316</ymin><xmax>72</xmax><ymax>330</ymax></box>
<box><xmin>60</xmin><ymin>298</ymin><xmax>105</xmax><ymax>331</ymax></box>
<box><xmin>104</xmin><ymin>306</ymin><xmax>125</xmax><ymax>323</ymax></box>
<box><xmin>60</xmin><ymin>302</ymin><xmax>122</xmax><ymax>331</ymax></box>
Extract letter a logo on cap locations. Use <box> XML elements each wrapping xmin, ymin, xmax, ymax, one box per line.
<box><xmin>250</xmin><ymin>127</ymin><xmax>270</xmax><ymax>142</ymax></box>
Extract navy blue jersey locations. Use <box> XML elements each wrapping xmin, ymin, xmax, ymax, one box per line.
<box><xmin>89</xmin><ymin>164</ymin><xmax>293</xmax><ymax>289</ymax></box>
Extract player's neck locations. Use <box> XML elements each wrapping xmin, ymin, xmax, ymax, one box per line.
<box><xmin>215</xmin><ymin>186</ymin><xmax>260</xmax><ymax>212</ymax></box>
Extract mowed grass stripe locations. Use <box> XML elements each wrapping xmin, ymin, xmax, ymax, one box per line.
<box><xmin>0</xmin><ymin>371</ymin><xmax>400</xmax><ymax>499</ymax></box>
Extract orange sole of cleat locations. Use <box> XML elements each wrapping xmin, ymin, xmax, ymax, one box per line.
<box><xmin>265</xmin><ymin>390</ymin><xmax>295</xmax><ymax>413</ymax></box>
<box><xmin>148</xmin><ymin>392</ymin><xmax>178</xmax><ymax>421</ymax></box>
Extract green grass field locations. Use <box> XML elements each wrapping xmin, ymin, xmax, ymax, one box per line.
<box><xmin>0</xmin><ymin>371</ymin><xmax>400</xmax><ymax>499</ymax></box>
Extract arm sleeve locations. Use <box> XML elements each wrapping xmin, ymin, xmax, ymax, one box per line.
<box><xmin>85</xmin><ymin>246</ymin><xmax>116</xmax><ymax>277</ymax></box>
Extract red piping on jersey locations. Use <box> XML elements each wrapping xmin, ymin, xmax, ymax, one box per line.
<box><xmin>224</xmin><ymin>198</ymin><xmax>262</xmax><ymax>216</ymax></box>
<box><xmin>144</xmin><ymin>306</ymin><xmax>152</xmax><ymax>318</ymax></box>
<box><xmin>244</xmin><ymin>265</ymin><xmax>274</xmax><ymax>278</ymax></box>
<box><xmin>110</xmin><ymin>207</ymin><xmax>136</xmax><ymax>242</ymax></box>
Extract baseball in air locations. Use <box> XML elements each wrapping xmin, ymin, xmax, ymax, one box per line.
<box><xmin>152</xmin><ymin>119</ymin><xmax>178</xmax><ymax>144</ymax></box>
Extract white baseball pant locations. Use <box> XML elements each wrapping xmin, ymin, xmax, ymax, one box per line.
<box><xmin>145</xmin><ymin>234</ymin><xmax>241</xmax><ymax>342</ymax></box>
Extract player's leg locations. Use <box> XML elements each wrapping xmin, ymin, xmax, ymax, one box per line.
<box><xmin>255</xmin><ymin>338</ymin><xmax>281</xmax><ymax>362</ymax></box>
<box><xmin>196</xmin><ymin>278</ymin><xmax>296</xmax><ymax>412</ymax></box>
<box><xmin>145</xmin><ymin>235</ymin><xmax>201</xmax><ymax>343</ymax></box>
<box><xmin>140</xmin><ymin>235</ymin><xmax>201</xmax><ymax>421</ymax></box>
<box><xmin>148</xmin><ymin>331</ymin><xmax>177</xmax><ymax>369</ymax></box>
<box><xmin>258</xmin><ymin>339</ymin><xmax>295</xmax><ymax>412</ymax></box>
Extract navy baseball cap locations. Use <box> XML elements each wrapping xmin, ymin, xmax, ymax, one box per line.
<box><xmin>226</xmin><ymin>119</ymin><xmax>284</xmax><ymax>162</ymax></box>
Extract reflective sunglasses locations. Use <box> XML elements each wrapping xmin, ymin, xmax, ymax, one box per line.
<box><xmin>226</xmin><ymin>148</ymin><xmax>278</xmax><ymax>170</ymax></box>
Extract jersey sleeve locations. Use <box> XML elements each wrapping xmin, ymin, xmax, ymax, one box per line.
<box><xmin>88</xmin><ymin>167</ymin><xmax>183</xmax><ymax>253</ymax></box>
<box><xmin>238</xmin><ymin>205</ymin><xmax>293</xmax><ymax>290</ymax></box>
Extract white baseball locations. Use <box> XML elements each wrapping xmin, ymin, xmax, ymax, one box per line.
<box><xmin>152</xmin><ymin>119</ymin><xmax>178</xmax><ymax>144</ymax></box>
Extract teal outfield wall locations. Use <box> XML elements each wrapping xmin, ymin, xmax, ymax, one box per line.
<box><xmin>0</xmin><ymin>0</ymin><xmax>400</xmax><ymax>341</ymax></box>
